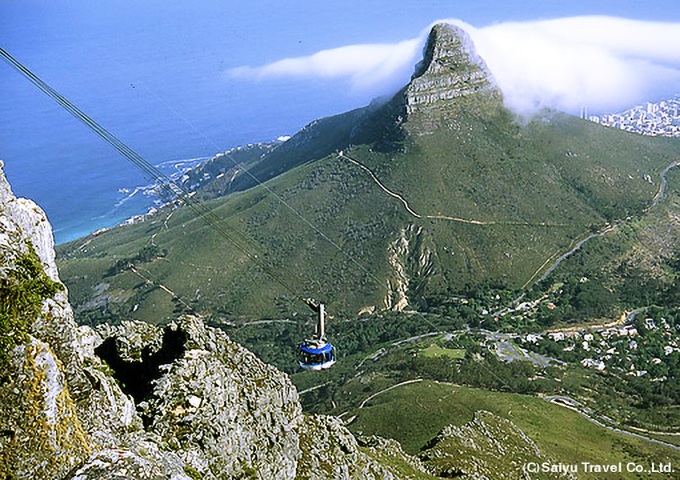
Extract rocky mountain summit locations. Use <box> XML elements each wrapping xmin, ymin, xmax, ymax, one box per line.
<box><xmin>0</xmin><ymin>162</ymin><xmax>424</xmax><ymax>479</ymax></box>
<box><xmin>202</xmin><ymin>22</ymin><xmax>499</xmax><ymax>194</ymax></box>
<box><xmin>404</xmin><ymin>23</ymin><xmax>502</xmax><ymax>133</ymax></box>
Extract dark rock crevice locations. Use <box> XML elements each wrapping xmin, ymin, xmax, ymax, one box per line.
<box><xmin>94</xmin><ymin>326</ymin><xmax>188</xmax><ymax>404</ymax></box>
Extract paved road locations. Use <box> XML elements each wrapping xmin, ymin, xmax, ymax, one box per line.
<box><xmin>544</xmin><ymin>395</ymin><xmax>680</xmax><ymax>451</ymax></box>
<box><xmin>525</xmin><ymin>158</ymin><xmax>680</xmax><ymax>289</ymax></box>
<box><xmin>652</xmin><ymin>161</ymin><xmax>680</xmax><ymax>206</ymax></box>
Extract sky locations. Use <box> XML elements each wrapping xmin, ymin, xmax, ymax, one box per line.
<box><xmin>3</xmin><ymin>1</ymin><xmax>680</xmax><ymax>137</ymax></box>
<box><xmin>232</xmin><ymin>14</ymin><xmax>680</xmax><ymax>115</ymax></box>
<box><xmin>1</xmin><ymin>0</ymin><xmax>680</xmax><ymax>241</ymax></box>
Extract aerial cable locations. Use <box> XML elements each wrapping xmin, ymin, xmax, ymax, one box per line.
<box><xmin>0</xmin><ymin>46</ymin><xmax>306</xmax><ymax>305</ymax></box>
<box><xmin>0</xmin><ymin>46</ymin><xmax>449</xmax><ymax>332</ymax></box>
<box><xmin>2</xmin><ymin>48</ymin><xmax>523</xmax><ymax>391</ymax></box>
<box><xmin>104</xmin><ymin>53</ymin><xmax>387</xmax><ymax>291</ymax></box>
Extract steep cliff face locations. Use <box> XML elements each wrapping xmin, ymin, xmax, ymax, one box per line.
<box><xmin>0</xmin><ymin>161</ymin><xmax>167</xmax><ymax>479</ymax></box>
<box><xmin>0</xmin><ymin>161</ymin><xmax>422</xmax><ymax>479</ymax></box>
<box><xmin>403</xmin><ymin>23</ymin><xmax>503</xmax><ymax>134</ymax></box>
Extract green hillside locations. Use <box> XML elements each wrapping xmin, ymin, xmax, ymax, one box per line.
<box><xmin>56</xmin><ymin>108</ymin><xmax>680</xmax><ymax>324</ymax></box>
<box><xmin>52</xmin><ymin>23</ymin><xmax>680</xmax><ymax>477</ymax></box>
<box><xmin>347</xmin><ymin>380</ymin><xmax>680</xmax><ymax>479</ymax></box>
<box><xmin>56</xmin><ymin>23</ymin><xmax>680</xmax><ymax>323</ymax></box>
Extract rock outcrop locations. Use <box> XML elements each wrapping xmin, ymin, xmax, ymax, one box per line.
<box><xmin>384</xmin><ymin>224</ymin><xmax>438</xmax><ymax>311</ymax></box>
<box><xmin>94</xmin><ymin>316</ymin><xmax>302</xmax><ymax>478</ymax></box>
<box><xmin>0</xmin><ymin>161</ymin><xmax>424</xmax><ymax>478</ymax></box>
<box><xmin>419</xmin><ymin>411</ymin><xmax>575</xmax><ymax>479</ymax></box>
<box><xmin>404</xmin><ymin>23</ymin><xmax>503</xmax><ymax>134</ymax></box>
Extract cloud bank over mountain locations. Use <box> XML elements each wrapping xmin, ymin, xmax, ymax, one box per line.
<box><xmin>230</xmin><ymin>39</ymin><xmax>423</xmax><ymax>97</ymax></box>
<box><xmin>230</xmin><ymin>16</ymin><xmax>680</xmax><ymax>115</ymax></box>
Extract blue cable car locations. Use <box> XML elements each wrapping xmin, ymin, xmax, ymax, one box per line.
<box><xmin>298</xmin><ymin>302</ymin><xmax>336</xmax><ymax>370</ymax></box>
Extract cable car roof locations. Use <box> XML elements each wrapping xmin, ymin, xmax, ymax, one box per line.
<box><xmin>299</xmin><ymin>341</ymin><xmax>333</xmax><ymax>355</ymax></box>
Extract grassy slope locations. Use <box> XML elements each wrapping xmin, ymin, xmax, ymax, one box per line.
<box><xmin>57</xmin><ymin>112</ymin><xmax>680</xmax><ymax>322</ymax></box>
<box><xmin>58</xmin><ymin>155</ymin><xmax>402</xmax><ymax>321</ymax></box>
<box><xmin>359</xmin><ymin>111</ymin><xmax>680</xmax><ymax>292</ymax></box>
<box><xmin>552</xmin><ymin>165</ymin><xmax>680</xmax><ymax>279</ymax></box>
<box><xmin>347</xmin><ymin>380</ymin><xmax>680</xmax><ymax>477</ymax></box>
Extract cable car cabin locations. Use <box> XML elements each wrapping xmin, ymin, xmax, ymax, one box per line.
<box><xmin>298</xmin><ymin>302</ymin><xmax>335</xmax><ymax>370</ymax></box>
<box><xmin>298</xmin><ymin>340</ymin><xmax>335</xmax><ymax>370</ymax></box>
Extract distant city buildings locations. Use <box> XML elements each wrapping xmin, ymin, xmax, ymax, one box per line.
<box><xmin>523</xmin><ymin>315</ymin><xmax>678</xmax><ymax>377</ymax></box>
<box><xmin>587</xmin><ymin>95</ymin><xmax>680</xmax><ymax>137</ymax></box>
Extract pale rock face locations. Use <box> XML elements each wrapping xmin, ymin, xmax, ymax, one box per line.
<box><xmin>71</xmin><ymin>442</ymin><xmax>190</xmax><ymax>480</ymax></box>
<box><xmin>0</xmin><ymin>161</ymin><xmax>58</xmax><ymax>282</ymax></box>
<box><xmin>403</xmin><ymin>23</ymin><xmax>503</xmax><ymax>133</ymax></box>
<box><xmin>1</xmin><ymin>337</ymin><xmax>90</xmax><ymax>480</ymax></box>
<box><xmin>104</xmin><ymin>316</ymin><xmax>303</xmax><ymax>478</ymax></box>
<box><xmin>385</xmin><ymin>224</ymin><xmax>437</xmax><ymax>311</ymax></box>
<box><xmin>296</xmin><ymin>415</ymin><xmax>407</xmax><ymax>480</ymax></box>
<box><xmin>0</xmin><ymin>161</ymin><xmax>143</xmax><ymax>455</ymax></box>
<box><xmin>385</xmin><ymin>227</ymin><xmax>412</xmax><ymax>311</ymax></box>
<box><xmin>0</xmin><ymin>162</ymin><xmax>142</xmax><ymax>476</ymax></box>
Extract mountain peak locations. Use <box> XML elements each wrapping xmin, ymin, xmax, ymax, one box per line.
<box><xmin>405</xmin><ymin>23</ymin><xmax>502</xmax><ymax>131</ymax></box>
<box><xmin>411</xmin><ymin>23</ymin><xmax>477</xmax><ymax>79</ymax></box>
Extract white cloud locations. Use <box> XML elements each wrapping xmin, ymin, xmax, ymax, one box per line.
<box><xmin>230</xmin><ymin>16</ymin><xmax>680</xmax><ymax>115</ymax></box>
<box><xmin>467</xmin><ymin>16</ymin><xmax>680</xmax><ymax>114</ymax></box>
<box><xmin>230</xmin><ymin>38</ymin><xmax>424</xmax><ymax>96</ymax></box>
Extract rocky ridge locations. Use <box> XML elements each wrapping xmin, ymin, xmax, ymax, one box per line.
<box><xmin>418</xmin><ymin>411</ymin><xmax>575</xmax><ymax>479</ymax></box>
<box><xmin>189</xmin><ymin>23</ymin><xmax>501</xmax><ymax>196</ymax></box>
<box><xmin>0</xmin><ymin>162</ymin><xmax>424</xmax><ymax>479</ymax></box>
<box><xmin>404</xmin><ymin>23</ymin><xmax>502</xmax><ymax>133</ymax></box>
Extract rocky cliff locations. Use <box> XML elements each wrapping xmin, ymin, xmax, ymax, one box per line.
<box><xmin>0</xmin><ymin>161</ymin><xmax>424</xmax><ymax>479</ymax></box>
<box><xmin>403</xmin><ymin>23</ymin><xmax>503</xmax><ymax>134</ymax></box>
<box><xmin>210</xmin><ymin>23</ymin><xmax>501</xmax><ymax>194</ymax></box>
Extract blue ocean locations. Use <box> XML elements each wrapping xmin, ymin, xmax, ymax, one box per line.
<box><xmin>0</xmin><ymin>2</ymin><xmax>382</xmax><ymax>244</ymax></box>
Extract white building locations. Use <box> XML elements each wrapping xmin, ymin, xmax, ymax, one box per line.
<box><xmin>581</xmin><ymin>358</ymin><xmax>606</xmax><ymax>371</ymax></box>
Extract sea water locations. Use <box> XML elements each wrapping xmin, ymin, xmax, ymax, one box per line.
<box><xmin>0</xmin><ymin>34</ymin><xmax>341</xmax><ymax>244</ymax></box>
<box><xmin>0</xmin><ymin>7</ymin><xmax>378</xmax><ymax>244</ymax></box>
<box><xmin>2</xmin><ymin>1</ymin><xmax>570</xmax><ymax>244</ymax></box>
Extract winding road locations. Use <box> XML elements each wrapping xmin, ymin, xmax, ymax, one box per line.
<box><xmin>338</xmin><ymin>152</ymin><xmax>568</xmax><ymax>227</ymax></box>
<box><xmin>339</xmin><ymin>152</ymin><xmax>680</xmax><ymax>291</ymax></box>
